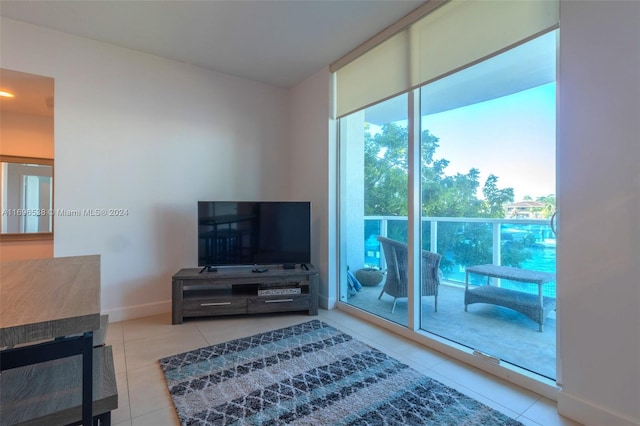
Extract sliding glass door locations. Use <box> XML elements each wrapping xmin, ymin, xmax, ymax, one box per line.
<box><xmin>338</xmin><ymin>30</ymin><xmax>557</xmax><ymax>380</ymax></box>
<box><xmin>338</xmin><ymin>93</ymin><xmax>409</xmax><ymax>327</ymax></box>
<box><xmin>418</xmin><ymin>31</ymin><xmax>557</xmax><ymax>379</ymax></box>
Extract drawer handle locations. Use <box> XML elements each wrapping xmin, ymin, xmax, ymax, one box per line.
<box><xmin>201</xmin><ymin>302</ymin><xmax>232</xmax><ymax>307</ymax></box>
<box><xmin>265</xmin><ymin>298</ymin><xmax>294</xmax><ymax>303</ymax></box>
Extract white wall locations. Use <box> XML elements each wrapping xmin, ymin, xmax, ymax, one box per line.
<box><xmin>289</xmin><ymin>67</ymin><xmax>336</xmax><ymax>309</ymax></box>
<box><xmin>557</xmin><ymin>1</ymin><xmax>640</xmax><ymax>425</ymax></box>
<box><xmin>1</xmin><ymin>18</ymin><xmax>291</xmax><ymax>320</ymax></box>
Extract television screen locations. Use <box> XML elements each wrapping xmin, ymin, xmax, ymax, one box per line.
<box><xmin>197</xmin><ymin>201</ymin><xmax>311</xmax><ymax>267</ymax></box>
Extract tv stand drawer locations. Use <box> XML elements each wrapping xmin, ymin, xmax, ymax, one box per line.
<box><xmin>183</xmin><ymin>296</ymin><xmax>247</xmax><ymax>316</ymax></box>
<box><xmin>247</xmin><ymin>295</ymin><xmax>310</xmax><ymax>314</ymax></box>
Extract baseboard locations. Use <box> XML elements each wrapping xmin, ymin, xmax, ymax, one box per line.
<box><xmin>319</xmin><ymin>294</ymin><xmax>337</xmax><ymax>310</ymax></box>
<box><xmin>558</xmin><ymin>390</ymin><xmax>639</xmax><ymax>426</ymax></box>
<box><xmin>103</xmin><ymin>300</ymin><xmax>171</xmax><ymax>322</ymax></box>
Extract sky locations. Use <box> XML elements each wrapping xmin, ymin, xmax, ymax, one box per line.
<box><xmin>422</xmin><ymin>83</ymin><xmax>556</xmax><ymax>201</ymax></box>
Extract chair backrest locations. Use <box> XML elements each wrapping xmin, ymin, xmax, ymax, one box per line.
<box><xmin>377</xmin><ymin>236</ymin><xmax>441</xmax><ymax>298</ymax></box>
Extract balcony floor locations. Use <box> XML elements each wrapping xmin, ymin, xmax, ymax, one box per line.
<box><xmin>343</xmin><ymin>282</ymin><xmax>556</xmax><ymax>380</ymax></box>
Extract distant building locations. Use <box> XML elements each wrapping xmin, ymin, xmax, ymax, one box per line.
<box><xmin>504</xmin><ymin>200</ymin><xmax>546</xmax><ymax>218</ymax></box>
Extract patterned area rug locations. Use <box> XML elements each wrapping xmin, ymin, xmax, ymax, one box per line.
<box><xmin>159</xmin><ymin>320</ymin><xmax>523</xmax><ymax>425</ymax></box>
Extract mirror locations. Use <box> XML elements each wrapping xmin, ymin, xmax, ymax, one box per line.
<box><xmin>0</xmin><ymin>156</ymin><xmax>54</xmax><ymax>240</ymax></box>
<box><xmin>0</xmin><ymin>69</ymin><xmax>54</xmax><ymax>241</ymax></box>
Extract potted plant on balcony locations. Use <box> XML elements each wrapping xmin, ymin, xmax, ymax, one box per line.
<box><xmin>355</xmin><ymin>266</ymin><xmax>384</xmax><ymax>287</ymax></box>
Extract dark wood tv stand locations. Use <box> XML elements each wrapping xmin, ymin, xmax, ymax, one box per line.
<box><xmin>171</xmin><ymin>264</ymin><xmax>318</xmax><ymax>324</ymax></box>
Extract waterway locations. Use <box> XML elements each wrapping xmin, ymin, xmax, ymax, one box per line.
<box><xmin>440</xmin><ymin>245</ymin><xmax>557</xmax><ymax>297</ymax></box>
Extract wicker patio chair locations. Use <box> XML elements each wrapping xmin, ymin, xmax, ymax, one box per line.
<box><xmin>377</xmin><ymin>236</ymin><xmax>442</xmax><ymax>313</ymax></box>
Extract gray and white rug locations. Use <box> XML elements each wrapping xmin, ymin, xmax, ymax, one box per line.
<box><xmin>159</xmin><ymin>320</ymin><xmax>522</xmax><ymax>425</ymax></box>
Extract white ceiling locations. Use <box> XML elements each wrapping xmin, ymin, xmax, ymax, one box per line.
<box><xmin>0</xmin><ymin>0</ymin><xmax>425</xmax><ymax>89</ymax></box>
<box><xmin>0</xmin><ymin>68</ymin><xmax>54</xmax><ymax>117</ymax></box>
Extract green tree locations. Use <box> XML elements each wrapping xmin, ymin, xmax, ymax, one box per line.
<box><xmin>364</xmin><ymin>123</ymin><xmax>515</xmax><ymax>219</ymax></box>
<box><xmin>364</xmin><ymin>123</ymin><xmax>409</xmax><ymax>216</ymax></box>
<box><xmin>482</xmin><ymin>175</ymin><xmax>515</xmax><ymax>217</ymax></box>
<box><xmin>364</xmin><ymin>122</ymin><xmax>533</xmax><ymax>270</ymax></box>
<box><xmin>535</xmin><ymin>194</ymin><xmax>556</xmax><ymax>219</ymax></box>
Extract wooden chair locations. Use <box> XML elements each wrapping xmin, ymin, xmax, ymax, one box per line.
<box><xmin>377</xmin><ymin>236</ymin><xmax>441</xmax><ymax>313</ymax></box>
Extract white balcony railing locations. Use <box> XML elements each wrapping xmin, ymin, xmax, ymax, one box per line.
<box><xmin>363</xmin><ymin>216</ymin><xmax>556</xmax><ymax>296</ymax></box>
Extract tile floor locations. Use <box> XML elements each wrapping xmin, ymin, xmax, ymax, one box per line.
<box><xmin>106</xmin><ymin>308</ymin><xmax>581</xmax><ymax>426</ymax></box>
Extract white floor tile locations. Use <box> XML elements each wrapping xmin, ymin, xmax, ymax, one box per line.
<box><xmin>130</xmin><ymin>406</ymin><xmax>180</xmax><ymax>426</ymax></box>
<box><xmin>121</xmin><ymin>313</ymin><xmax>196</xmax><ymax>343</ymax></box>
<box><xmin>127</xmin><ymin>363</ymin><xmax>174</xmax><ymax>419</ymax></box>
<box><xmin>124</xmin><ymin>327</ymin><xmax>208</xmax><ymax>371</ymax></box>
<box><xmin>105</xmin><ymin>308</ymin><xmax>580</xmax><ymax>426</ymax></box>
<box><xmin>521</xmin><ymin>397</ymin><xmax>584</xmax><ymax>426</ymax></box>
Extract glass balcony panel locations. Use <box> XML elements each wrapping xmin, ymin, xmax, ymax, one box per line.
<box><xmin>355</xmin><ymin>216</ymin><xmax>557</xmax><ymax>379</ymax></box>
<box><xmin>364</xmin><ymin>219</ymin><xmax>382</xmax><ymax>268</ymax></box>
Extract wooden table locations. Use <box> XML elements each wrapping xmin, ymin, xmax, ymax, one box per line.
<box><xmin>0</xmin><ymin>255</ymin><xmax>106</xmax><ymax>425</ymax></box>
<box><xmin>464</xmin><ymin>264</ymin><xmax>556</xmax><ymax>331</ymax></box>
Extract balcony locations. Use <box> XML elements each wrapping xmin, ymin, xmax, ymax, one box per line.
<box><xmin>344</xmin><ymin>216</ymin><xmax>556</xmax><ymax>380</ymax></box>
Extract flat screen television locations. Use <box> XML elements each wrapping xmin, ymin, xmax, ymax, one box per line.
<box><xmin>197</xmin><ymin>201</ymin><xmax>311</xmax><ymax>267</ymax></box>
